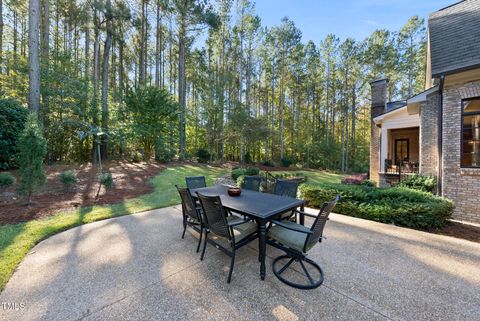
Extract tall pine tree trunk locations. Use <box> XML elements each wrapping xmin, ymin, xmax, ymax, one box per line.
<box><xmin>101</xmin><ymin>0</ymin><xmax>112</xmax><ymax>160</ymax></box>
<box><xmin>0</xmin><ymin>0</ymin><xmax>3</xmax><ymax>71</ymax></box>
<box><xmin>178</xmin><ymin>12</ymin><xmax>186</xmax><ymax>159</ymax></box>
<box><xmin>92</xmin><ymin>8</ymin><xmax>100</xmax><ymax>163</ymax></box>
<box><xmin>279</xmin><ymin>47</ymin><xmax>286</xmax><ymax>159</ymax></box>
<box><xmin>155</xmin><ymin>2</ymin><xmax>161</xmax><ymax>87</ymax></box>
<box><xmin>28</xmin><ymin>0</ymin><xmax>41</xmax><ymax>114</ymax></box>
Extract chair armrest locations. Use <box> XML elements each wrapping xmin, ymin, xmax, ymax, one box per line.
<box><xmin>293</xmin><ymin>209</ymin><xmax>316</xmax><ymax>219</ymax></box>
<box><xmin>293</xmin><ymin>209</ymin><xmax>330</xmax><ymax>220</ymax></box>
<box><xmin>271</xmin><ymin>220</ymin><xmax>313</xmax><ymax>235</ymax></box>
<box><xmin>228</xmin><ymin>218</ymin><xmax>253</xmax><ymax>227</ymax></box>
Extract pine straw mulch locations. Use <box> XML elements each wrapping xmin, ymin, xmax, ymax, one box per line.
<box><xmin>0</xmin><ymin>161</ymin><xmax>165</xmax><ymax>226</ymax></box>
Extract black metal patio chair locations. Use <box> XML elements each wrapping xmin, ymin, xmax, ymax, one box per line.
<box><xmin>176</xmin><ymin>185</ymin><xmax>204</xmax><ymax>253</ymax></box>
<box><xmin>243</xmin><ymin>175</ymin><xmax>262</xmax><ymax>192</ymax></box>
<box><xmin>267</xmin><ymin>195</ymin><xmax>339</xmax><ymax>289</ymax></box>
<box><xmin>196</xmin><ymin>192</ymin><xmax>258</xmax><ymax>283</ymax></box>
<box><xmin>273</xmin><ymin>179</ymin><xmax>300</xmax><ymax>221</ymax></box>
<box><xmin>185</xmin><ymin>176</ymin><xmax>207</xmax><ymax>190</ymax></box>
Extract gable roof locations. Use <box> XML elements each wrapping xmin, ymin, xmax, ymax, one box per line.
<box><xmin>429</xmin><ymin>0</ymin><xmax>480</xmax><ymax>77</ymax></box>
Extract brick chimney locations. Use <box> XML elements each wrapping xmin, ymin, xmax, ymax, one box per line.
<box><xmin>369</xmin><ymin>78</ymin><xmax>388</xmax><ymax>185</ymax></box>
<box><xmin>370</xmin><ymin>78</ymin><xmax>389</xmax><ymax>119</ymax></box>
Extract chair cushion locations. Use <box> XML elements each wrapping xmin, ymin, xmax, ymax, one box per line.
<box><xmin>230</xmin><ymin>219</ymin><xmax>257</xmax><ymax>242</ymax></box>
<box><xmin>278</xmin><ymin>210</ymin><xmax>294</xmax><ymax>220</ymax></box>
<box><xmin>268</xmin><ymin>221</ymin><xmax>310</xmax><ymax>253</ymax></box>
<box><xmin>209</xmin><ymin>215</ymin><xmax>257</xmax><ymax>247</ymax></box>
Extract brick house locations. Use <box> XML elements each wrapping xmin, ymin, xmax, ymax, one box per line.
<box><xmin>369</xmin><ymin>0</ymin><xmax>480</xmax><ymax>223</ymax></box>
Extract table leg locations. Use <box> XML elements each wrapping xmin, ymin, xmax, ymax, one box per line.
<box><xmin>300</xmin><ymin>204</ymin><xmax>305</xmax><ymax>226</ymax></box>
<box><xmin>258</xmin><ymin>220</ymin><xmax>267</xmax><ymax>280</ymax></box>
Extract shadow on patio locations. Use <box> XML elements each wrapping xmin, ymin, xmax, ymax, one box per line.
<box><xmin>1</xmin><ymin>206</ymin><xmax>479</xmax><ymax>321</ymax></box>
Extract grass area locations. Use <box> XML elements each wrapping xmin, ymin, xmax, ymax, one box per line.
<box><xmin>0</xmin><ymin>165</ymin><xmax>227</xmax><ymax>292</ymax></box>
<box><xmin>266</xmin><ymin>170</ymin><xmax>345</xmax><ymax>185</ymax></box>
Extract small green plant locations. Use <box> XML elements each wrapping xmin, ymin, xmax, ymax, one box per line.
<box><xmin>244</xmin><ymin>167</ymin><xmax>260</xmax><ymax>176</ymax></box>
<box><xmin>236</xmin><ymin>175</ymin><xmax>245</xmax><ymax>188</ymax></box>
<box><xmin>397</xmin><ymin>174</ymin><xmax>437</xmax><ymax>193</ymax></box>
<box><xmin>280</xmin><ymin>157</ymin><xmax>294</xmax><ymax>168</ymax></box>
<box><xmin>361</xmin><ymin>179</ymin><xmax>376</xmax><ymax>187</ymax></box>
<box><xmin>231</xmin><ymin>168</ymin><xmax>246</xmax><ymax>181</ymax></box>
<box><xmin>0</xmin><ymin>172</ymin><xmax>16</xmax><ymax>189</ymax></box>
<box><xmin>59</xmin><ymin>170</ymin><xmax>77</xmax><ymax>192</ymax></box>
<box><xmin>99</xmin><ymin>173</ymin><xmax>113</xmax><ymax>189</ymax></box>
<box><xmin>262</xmin><ymin>160</ymin><xmax>274</xmax><ymax>167</ymax></box>
<box><xmin>244</xmin><ymin>152</ymin><xmax>252</xmax><ymax>164</ymax></box>
<box><xmin>196</xmin><ymin>149</ymin><xmax>210</xmax><ymax>163</ymax></box>
<box><xmin>17</xmin><ymin>114</ymin><xmax>47</xmax><ymax>203</ymax></box>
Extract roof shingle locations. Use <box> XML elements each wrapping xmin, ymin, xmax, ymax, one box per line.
<box><xmin>429</xmin><ymin>0</ymin><xmax>480</xmax><ymax>76</ymax></box>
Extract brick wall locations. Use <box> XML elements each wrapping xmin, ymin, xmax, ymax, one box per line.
<box><xmin>370</xmin><ymin>79</ymin><xmax>388</xmax><ymax>184</ymax></box>
<box><xmin>420</xmin><ymin>93</ymin><xmax>439</xmax><ymax>176</ymax></box>
<box><xmin>442</xmin><ymin>80</ymin><xmax>480</xmax><ymax>223</ymax></box>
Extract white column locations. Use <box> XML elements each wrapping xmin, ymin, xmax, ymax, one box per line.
<box><xmin>380</xmin><ymin>127</ymin><xmax>388</xmax><ymax>172</ymax></box>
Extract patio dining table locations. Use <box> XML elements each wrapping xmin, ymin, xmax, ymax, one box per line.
<box><xmin>191</xmin><ymin>184</ymin><xmax>305</xmax><ymax>280</ymax></box>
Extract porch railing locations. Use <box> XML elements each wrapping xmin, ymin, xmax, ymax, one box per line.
<box><xmin>384</xmin><ymin>160</ymin><xmax>419</xmax><ymax>182</ymax></box>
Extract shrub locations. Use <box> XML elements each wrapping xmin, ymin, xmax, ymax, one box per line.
<box><xmin>0</xmin><ymin>98</ymin><xmax>29</xmax><ymax>169</ymax></box>
<box><xmin>397</xmin><ymin>174</ymin><xmax>437</xmax><ymax>193</ymax></box>
<box><xmin>300</xmin><ymin>183</ymin><xmax>453</xmax><ymax>229</ymax></box>
<box><xmin>59</xmin><ymin>170</ymin><xmax>77</xmax><ymax>192</ymax></box>
<box><xmin>244</xmin><ymin>167</ymin><xmax>260</xmax><ymax>176</ymax></box>
<box><xmin>99</xmin><ymin>173</ymin><xmax>113</xmax><ymax>189</ymax></box>
<box><xmin>196</xmin><ymin>149</ymin><xmax>210</xmax><ymax>163</ymax></box>
<box><xmin>231</xmin><ymin>168</ymin><xmax>246</xmax><ymax>180</ymax></box>
<box><xmin>236</xmin><ymin>175</ymin><xmax>245</xmax><ymax>188</ymax></box>
<box><xmin>280</xmin><ymin>157</ymin><xmax>294</xmax><ymax>168</ymax></box>
<box><xmin>0</xmin><ymin>172</ymin><xmax>16</xmax><ymax>189</ymax></box>
<box><xmin>262</xmin><ymin>160</ymin><xmax>274</xmax><ymax>167</ymax></box>
<box><xmin>17</xmin><ymin>115</ymin><xmax>47</xmax><ymax>203</ymax></box>
<box><xmin>244</xmin><ymin>152</ymin><xmax>252</xmax><ymax>164</ymax></box>
<box><xmin>155</xmin><ymin>137</ymin><xmax>175</xmax><ymax>163</ymax></box>
<box><xmin>361</xmin><ymin>179</ymin><xmax>376</xmax><ymax>187</ymax></box>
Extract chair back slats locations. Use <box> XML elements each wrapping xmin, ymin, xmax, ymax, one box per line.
<box><xmin>273</xmin><ymin>179</ymin><xmax>299</xmax><ymax>198</ymax></box>
<box><xmin>197</xmin><ymin>193</ymin><xmax>231</xmax><ymax>239</ymax></box>
<box><xmin>176</xmin><ymin>186</ymin><xmax>201</xmax><ymax>221</ymax></box>
<box><xmin>243</xmin><ymin>176</ymin><xmax>262</xmax><ymax>191</ymax></box>
<box><xmin>185</xmin><ymin>176</ymin><xmax>207</xmax><ymax>190</ymax></box>
<box><xmin>304</xmin><ymin>195</ymin><xmax>340</xmax><ymax>252</ymax></box>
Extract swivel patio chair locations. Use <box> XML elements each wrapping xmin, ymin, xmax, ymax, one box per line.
<box><xmin>196</xmin><ymin>193</ymin><xmax>258</xmax><ymax>283</ymax></box>
<box><xmin>267</xmin><ymin>195</ymin><xmax>339</xmax><ymax>289</ymax></box>
<box><xmin>185</xmin><ymin>176</ymin><xmax>207</xmax><ymax>190</ymax></box>
<box><xmin>273</xmin><ymin>179</ymin><xmax>300</xmax><ymax>221</ymax></box>
<box><xmin>176</xmin><ymin>185</ymin><xmax>204</xmax><ymax>253</ymax></box>
<box><xmin>243</xmin><ymin>175</ymin><xmax>262</xmax><ymax>192</ymax></box>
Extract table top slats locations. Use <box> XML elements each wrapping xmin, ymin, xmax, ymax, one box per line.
<box><xmin>191</xmin><ymin>185</ymin><xmax>304</xmax><ymax>219</ymax></box>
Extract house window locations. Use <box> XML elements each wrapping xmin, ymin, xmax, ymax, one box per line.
<box><xmin>462</xmin><ymin>98</ymin><xmax>480</xmax><ymax>167</ymax></box>
<box><xmin>395</xmin><ymin>139</ymin><xmax>409</xmax><ymax>164</ymax></box>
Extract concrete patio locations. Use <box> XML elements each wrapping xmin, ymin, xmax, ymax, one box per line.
<box><xmin>1</xmin><ymin>205</ymin><xmax>479</xmax><ymax>321</ymax></box>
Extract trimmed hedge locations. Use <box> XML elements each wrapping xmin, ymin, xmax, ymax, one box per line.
<box><xmin>300</xmin><ymin>183</ymin><xmax>454</xmax><ymax>229</ymax></box>
<box><xmin>397</xmin><ymin>174</ymin><xmax>437</xmax><ymax>193</ymax></box>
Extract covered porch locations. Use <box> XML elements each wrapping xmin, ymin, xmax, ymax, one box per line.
<box><xmin>373</xmin><ymin>105</ymin><xmax>420</xmax><ymax>186</ymax></box>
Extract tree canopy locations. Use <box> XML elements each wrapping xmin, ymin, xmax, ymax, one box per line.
<box><xmin>0</xmin><ymin>1</ymin><xmax>426</xmax><ymax>172</ymax></box>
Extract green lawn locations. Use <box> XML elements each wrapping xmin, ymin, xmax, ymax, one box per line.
<box><xmin>0</xmin><ymin>165</ymin><xmax>227</xmax><ymax>292</ymax></box>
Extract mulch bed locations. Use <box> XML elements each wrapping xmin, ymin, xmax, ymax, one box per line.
<box><xmin>0</xmin><ymin>161</ymin><xmax>165</xmax><ymax>226</ymax></box>
<box><xmin>429</xmin><ymin>221</ymin><xmax>480</xmax><ymax>243</ymax></box>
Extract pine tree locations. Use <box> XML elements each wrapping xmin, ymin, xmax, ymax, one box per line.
<box><xmin>17</xmin><ymin>114</ymin><xmax>47</xmax><ymax>204</ymax></box>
